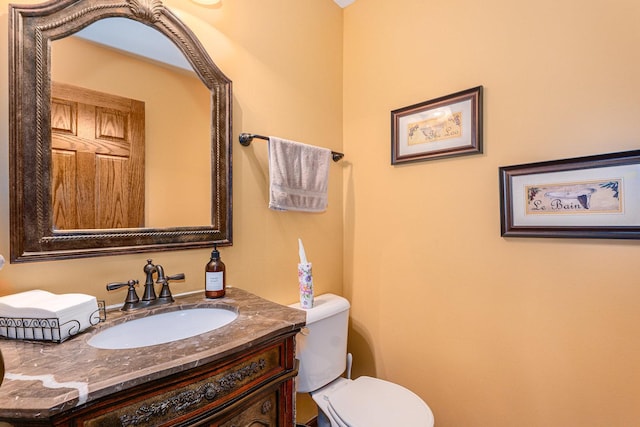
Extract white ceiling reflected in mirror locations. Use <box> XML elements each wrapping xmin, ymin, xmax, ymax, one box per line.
<box><xmin>74</xmin><ymin>18</ymin><xmax>192</xmax><ymax>71</ymax></box>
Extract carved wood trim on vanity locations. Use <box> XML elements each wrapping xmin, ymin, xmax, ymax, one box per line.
<box><xmin>48</xmin><ymin>335</ymin><xmax>298</xmax><ymax>426</ymax></box>
<box><xmin>118</xmin><ymin>358</ymin><xmax>268</xmax><ymax>426</ymax></box>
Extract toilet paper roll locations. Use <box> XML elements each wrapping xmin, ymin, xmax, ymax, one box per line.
<box><xmin>298</xmin><ymin>262</ymin><xmax>314</xmax><ymax>309</ymax></box>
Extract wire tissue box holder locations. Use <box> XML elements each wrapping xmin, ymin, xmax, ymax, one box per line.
<box><xmin>0</xmin><ymin>300</ymin><xmax>106</xmax><ymax>343</ymax></box>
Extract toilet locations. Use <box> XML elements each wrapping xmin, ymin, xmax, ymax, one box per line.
<box><xmin>290</xmin><ymin>293</ymin><xmax>435</xmax><ymax>427</ymax></box>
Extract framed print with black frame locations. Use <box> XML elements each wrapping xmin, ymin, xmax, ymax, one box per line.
<box><xmin>391</xmin><ymin>86</ymin><xmax>482</xmax><ymax>164</ymax></box>
<box><xmin>500</xmin><ymin>150</ymin><xmax>640</xmax><ymax>239</ymax></box>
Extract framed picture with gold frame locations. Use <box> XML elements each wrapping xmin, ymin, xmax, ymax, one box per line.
<box><xmin>499</xmin><ymin>150</ymin><xmax>640</xmax><ymax>239</ymax></box>
<box><xmin>391</xmin><ymin>86</ymin><xmax>483</xmax><ymax>164</ymax></box>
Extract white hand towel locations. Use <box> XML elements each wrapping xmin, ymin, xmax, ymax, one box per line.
<box><xmin>268</xmin><ymin>136</ymin><xmax>331</xmax><ymax>212</ymax></box>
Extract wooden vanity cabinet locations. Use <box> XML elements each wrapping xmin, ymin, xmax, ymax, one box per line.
<box><xmin>46</xmin><ymin>332</ymin><xmax>298</xmax><ymax>427</ymax></box>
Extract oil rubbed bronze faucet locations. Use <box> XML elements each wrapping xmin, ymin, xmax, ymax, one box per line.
<box><xmin>106</xmin><ymin>259</ymin><xmax>186</xmax><ymax>311</ymax></box>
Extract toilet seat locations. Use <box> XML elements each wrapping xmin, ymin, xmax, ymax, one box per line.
<box><xmin>324</xmin><ymin>376</ymin><xmax>434</xmax><ymax>427</ymax></box>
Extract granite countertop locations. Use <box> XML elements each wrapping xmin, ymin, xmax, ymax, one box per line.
<box><xmin>0</xmin><ymin>287</ymin><xmax>306</xmax><ymax>420</ymax></box>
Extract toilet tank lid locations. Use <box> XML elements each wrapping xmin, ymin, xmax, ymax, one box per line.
<box><xmin>289</xmin><ymin>293</ymin><xmax>350</xmax><ymax>324</ymax></box>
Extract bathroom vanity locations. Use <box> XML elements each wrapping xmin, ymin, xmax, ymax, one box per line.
<box><xmin>0</xmin><ymin>288</ymin><xmax>306</xmax><ymax>426</ymax></box>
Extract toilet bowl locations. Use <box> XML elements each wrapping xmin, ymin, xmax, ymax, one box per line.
<box><xmin>290</xmin><ymin>294</ymin><xmax>434</xmax><ymax>427</ymax></box>
<box><xmin>313</xmin><ymin>376</ymin><xmax>434</xmax><ymax>427</ymax></box>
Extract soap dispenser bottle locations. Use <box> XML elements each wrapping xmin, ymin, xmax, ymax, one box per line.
<box><xmin>205</xmin><ymin>245</ymin><xmax>226</xmax><ymax>298</ymax></box>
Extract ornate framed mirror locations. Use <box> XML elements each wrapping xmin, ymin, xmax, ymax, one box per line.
<box><xmin>9</xmin><ymin>0</ymin><xmax>232</xmax><ymax>262</ymax></box>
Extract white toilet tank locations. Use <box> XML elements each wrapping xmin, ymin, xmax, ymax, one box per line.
<box><xmin>290</xmin><ymin>293</ymin><xmax>350</xmax><ymax>393</ymax></box>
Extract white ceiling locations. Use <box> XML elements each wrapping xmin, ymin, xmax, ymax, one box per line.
<box><xmin>333</xmin><ymin>0</ymin><xmax>356</xmax><ymax>8</ymax></box>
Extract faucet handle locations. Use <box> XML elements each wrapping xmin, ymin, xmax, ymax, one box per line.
<box><xmin>156</xmin><ymin>272</ymin><xmax>185</xmax><ymax>301</ymax></box>
<box><xmin>106</xmin><ymin>279</ymin><xmax>140</xmax><ymax>311</ymax></box>
<box><xmin>106</xmin><ymin>279</ymin><xmax>138</xmax><ymax>292</ymax></box>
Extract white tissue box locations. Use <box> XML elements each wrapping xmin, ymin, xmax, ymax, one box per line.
<box><xmin>0</xmin><ymin>290</ymin><xmax>104</xmax><ymax>343</ymax></box>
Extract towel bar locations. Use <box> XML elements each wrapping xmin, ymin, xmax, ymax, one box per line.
<box><xmin>239</xmin><ymin>133</ymin><xmax>344</xmax><ymax>162</ymax></box>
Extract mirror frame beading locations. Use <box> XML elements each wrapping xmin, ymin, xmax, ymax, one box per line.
<box><xmin>9</xmin><ymin>0</ymin><xmax>232</xmax><ymax>262</ymax></box>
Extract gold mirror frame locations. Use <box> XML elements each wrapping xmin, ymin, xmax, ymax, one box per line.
<box><xmin>9</xmin><ymin>0</ymin><xmax>232</xmax><ymax>263</ymax></box>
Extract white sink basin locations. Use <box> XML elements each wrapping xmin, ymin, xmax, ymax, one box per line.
<box><xmin>88</xmin><ymin>307</ymin><xmax>238</xmax><ymax>350</ymax></box>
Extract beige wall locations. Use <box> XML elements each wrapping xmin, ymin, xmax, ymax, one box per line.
<box><xmin>343</xmin><ymin>0</ymin><xmax>640</xmax><ymax>426</ymax></box>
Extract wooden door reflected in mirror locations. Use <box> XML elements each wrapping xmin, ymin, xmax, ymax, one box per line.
<box><xmin>51</xmin><ymin>82</ymin><xmax>145</xmax><ymax>230</ymax></box>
